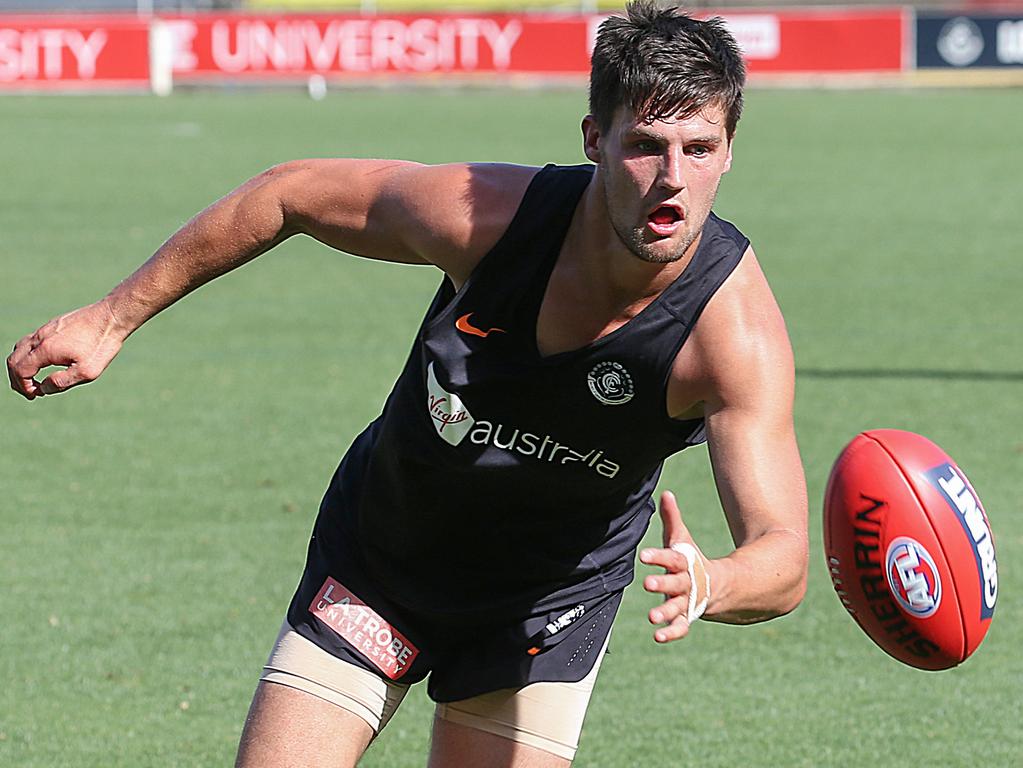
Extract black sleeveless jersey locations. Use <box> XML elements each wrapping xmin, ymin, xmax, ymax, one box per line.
<box><xmin>308</xmin><ymin>164</ymin><xmax>749</xmax><ymax>621</ymax></box>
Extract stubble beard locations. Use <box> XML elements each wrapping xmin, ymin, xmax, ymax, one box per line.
<box><xmin>610</xmin><ymin>216</ymin><xmax>700</xmax><ymax>264</ymax></box>
<box><xmin>602</xmin><ymin>178</ymin><xmax>719</xmax><ymax>265</ymax></box>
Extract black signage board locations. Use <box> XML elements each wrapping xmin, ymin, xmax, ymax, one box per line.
<box><xmin>918</xmin><ymin>13</ymin><xmax>1023</xmax><ymax>68</ymax></box>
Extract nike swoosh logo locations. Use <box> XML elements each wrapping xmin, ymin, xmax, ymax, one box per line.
<box><xmin>455</xmin><ymin>313</ymin><xmax>506</xmax><ymax>338</ymax></box>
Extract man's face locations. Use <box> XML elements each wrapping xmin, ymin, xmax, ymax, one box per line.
<box><xmin>583</xmin><ymin>103</ymin><xmax>733</xmax><ymax>264</ymax></box>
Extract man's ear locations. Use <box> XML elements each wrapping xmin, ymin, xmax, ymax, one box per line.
<box><xmin>723</xmin><ymin>139</ymin><xmax>733</xmax><ymax>174</ymax></box>
<box><xmin>582</xmin><ymin>115</ymin><xmax>602</xmax><ymax>164</ymax></box>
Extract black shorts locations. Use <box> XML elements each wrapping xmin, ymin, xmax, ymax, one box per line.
<box><xmin>286</xmin><ymin>532</ymin><xmax>623</xmax><ymax>703</ymax></box>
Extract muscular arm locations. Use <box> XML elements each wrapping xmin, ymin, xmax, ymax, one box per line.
<box><xmin>7</xmin><ymin>160</ymin><xmax>537</xmax><ymax>399</ymax></box>
<box><xmin>101</xmin><ymin>160</ymin><xmax>534</xmax><ymax>333</ymax></box>
<box><xmin>700</xmin><ymin>358</ymin><xmax>807</xmax><ymax>623</ymax></box>
<box><xmin>642</xmin><ymin>248</ymin><xmax>808</xmax><ymax>638</ymax></box>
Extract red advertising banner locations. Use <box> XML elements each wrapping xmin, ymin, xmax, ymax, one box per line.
<box><xmin>0</xmin><ymin>8</ymin><xmax>908</xmax><ymax>90</ymax></box>
<box><xmin>162</xmin><ymin>13</ymin><xmax>589</xmax><ymax>80</ymax></box>
<box><xmin>719</xmin><ymin>9</ymin><xmax>906</xmax><ymax>73</ymax></box>
<box><xmin>162</xmin><ymin>9</ymin><xmax>906</xmax><ymax>81</ymax></box>
<box><xmin>0</xmin><ymin>14</ymin><xmax>150</xmax><ymax>89</ymax></box>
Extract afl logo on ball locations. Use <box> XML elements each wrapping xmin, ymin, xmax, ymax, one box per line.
<box><xmin>587</xmin><ymin>361</ymin><xmax>634</xmax><ymax>406</ymax></box>
<box><xmin>886</xmin><ymin>537</ymin><xmax>941</xmax><ymax>618</ymax></box>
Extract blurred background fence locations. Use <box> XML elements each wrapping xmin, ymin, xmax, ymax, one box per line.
<box><xmin>2</xmin><ymin>1</ymin><xmax>1021</xmax><ymax>91</ymax></box>
<box><xmin>1</xmin><ymin>0</ymin><xmax>1018</xmax><ymax>10</ymax></box>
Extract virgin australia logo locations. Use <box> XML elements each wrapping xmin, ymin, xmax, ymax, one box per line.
<box><xmin>424</xmin><ymin>361</ymin><xmax>620</xmax><ymax>478</ymax></box>
<box><xmin>426</xmin><ymin>362</ymin><xmax>475</xmax><ymax>446</ymax></box>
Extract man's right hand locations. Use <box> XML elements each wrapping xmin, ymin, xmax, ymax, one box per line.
<box><xmin>7</xmin><ymin>160</ymin><xmax>537</xmax><ymax>403</ymax></box>
<box><xmin>7</xmin><ymin>300</ymin><xmax>127</xmax><ymax>400</ymax></box>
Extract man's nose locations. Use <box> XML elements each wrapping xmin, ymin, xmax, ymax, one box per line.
<box><xmin>657</xmin><ymin>147</ymin><xmax>686</xmax><ymax>192</ymax></box>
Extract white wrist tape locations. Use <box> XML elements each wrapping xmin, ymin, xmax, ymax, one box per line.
<box><xmin>670</xmin><ymin>542</ymin><xmax>711</xmax><ymax>622</ymax></box>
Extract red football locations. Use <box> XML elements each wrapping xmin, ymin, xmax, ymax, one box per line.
<box><xmin>823</xmin><ymin>429</ymin><xmax>997</xmax><ymax>670</ymax></box>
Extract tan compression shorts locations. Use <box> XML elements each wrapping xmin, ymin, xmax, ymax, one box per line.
<box><xmin>260</xmin><ymin>623</ymin><xmax>609</xmax><ymax>760</ymax></box>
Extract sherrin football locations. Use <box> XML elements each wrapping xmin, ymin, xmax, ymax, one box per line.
<box><xmin>823</xmin><ymin>430</ymin><xmax>997</xmax><ymax>670</ymax></box>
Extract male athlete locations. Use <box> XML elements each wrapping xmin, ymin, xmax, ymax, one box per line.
<box><xmin>8</xmin><ymin>3</ymin><xmax>808</xmax><ymax>766</ymax></box>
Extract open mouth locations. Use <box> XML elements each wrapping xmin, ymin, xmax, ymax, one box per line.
<box><xmin>646</xmin><ymin>204</ymin><xmax>684</xmax><ymax>235</ymax></box>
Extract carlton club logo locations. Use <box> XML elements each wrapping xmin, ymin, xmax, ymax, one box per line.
<box><xmin>587</xmin><ymin>361</ymin><xmax>634</xmax><ymax>406</ymax></box>
<box><xmin>886</xmin><ymin>537</ymin><xmax>942</xmax><ymax>618</ymax></box>
<box><xmin>937</xmin><ymin>17</ymin><xmax>985</xmax><ymax>67</ymax></box>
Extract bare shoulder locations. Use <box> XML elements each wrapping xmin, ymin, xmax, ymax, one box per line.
<box><xmin>671</xmin><ymin>246</ymin><xmax>795</xmax><ymax>414</ymax></box>
<box><xmin>382</xmin><ymin>162</ymin><xmax>541</xmax><ymax>282</ymax></box>
<box><xmin>271</xmin><ymin>159</ymin><xmax>538</xmax><ymax>283</ymax></box>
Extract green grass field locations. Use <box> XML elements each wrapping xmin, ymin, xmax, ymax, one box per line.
<box><xmin>1</xmin><ymin>87</ymin><xmax>1021</xmax><ymax>767</ymax></box>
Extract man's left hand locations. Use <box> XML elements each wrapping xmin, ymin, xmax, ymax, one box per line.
<box><xmin>639</xmin><ymin>490</ymin><xmax>712</xmax><ymax>643</ymax></box>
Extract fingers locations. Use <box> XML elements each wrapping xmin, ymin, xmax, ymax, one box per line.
<box><xmin>654</xmin><ymin>614</ymin><xmax>691</xmax><ymax>644</ymax></box>
<box><xmin>639</xmin><ymin>545</ymin><xmax>693</xmax><ymax>574</ymax></box>
<box><xmin>8</xmin><ymin>329</ymin><xmax>81</xmax><ymax>399</ymax></box>
<box><xmin>641</xmin><ymin>569</ymin><xmax>691</xmax><ymax>611</ymax></box>
<box><xmin>648</xmin><ymin>594</ymin><xmax>689</xmax><ymax>627</ymax></box>
<box><xmin>40</xmin><ymin>365</ymin><xmax>90</xmax><ymax>395</ymax></box>
<box><xmin>642</xmin><ymin>490</ymin><xmax>710</xmax><ymax>643</ymax></box>
<box><xmin>7</xmin><ymin>305</ymin><xmax>117</xmax><ymax>400</ymax></box>
<box><xmin>658</xmin><ymin>490</ymin><xmax>694</xmax><ymax>548</ymax></box>
<box><xmin>646</xmin><ymin>591</ymin><xmax>692</xmax><ymax>643</ymax></box>
<box><xmin>7</xmin><ymin>333</ymin><xmax>46</xmax><ymax>399</ymax></box>
<box><xmin>640</xmin><ymin>559</ymin><xmax>694</xmax><ymax>644</ymax></box>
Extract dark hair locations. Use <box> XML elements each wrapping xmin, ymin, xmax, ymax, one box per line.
<box><xmin>589</xmin><ymin>1</ymin><xmax>746</xmax><ymax>138</ymax></box>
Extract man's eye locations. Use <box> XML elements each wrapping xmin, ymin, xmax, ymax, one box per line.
<box><xmin>635</xmin><ymin>141</ymin><xmax>660</xmax><ymax>153</ymax></box>
<box><xmin>687</xmin><ymin>145</ymin><xmax>710</xmax><ymax>157</ymax></box>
